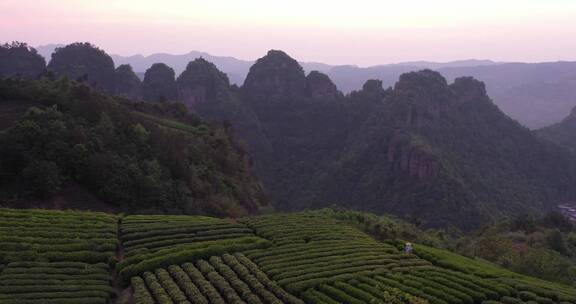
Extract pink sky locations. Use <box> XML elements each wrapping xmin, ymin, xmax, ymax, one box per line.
<box><xmin>1</xmin><ymin>0</ymin><xmax>576</xmax><ymax>66</ymax></box>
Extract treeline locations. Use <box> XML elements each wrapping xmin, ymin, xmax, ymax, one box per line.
<box><xmin>0</xmin><ymin>42</ymin><xmax>228</xmax><ymax>105</ymax></box>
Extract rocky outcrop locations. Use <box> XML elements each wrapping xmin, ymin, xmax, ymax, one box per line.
<box><xmin>176</xmin><ymin>58</ymin><xmax>230</xmax><ymax>108</ymax></box>
<box><xmin>142</xmin><ymin>63</ymin><xmax>177</xmax><ymax>102</ymax></box>
<box><xmin>387</xmin><ymin>132</ymin><xmax>440</xmax><ymax>180</ymax></box>
<box><xmin>48</xmin><ymin>43</ymin><xmax>115</xmax><ymax>93</ymax></box>
<box><xmin>306</xmin><ymin>71</ymin><xmax>340</xmax><ymax>99</ymax></box>
<box><xmin>0</xmin><ymin>42</ymin><xmax>46</xmax><ymax>79</ymax></box>
<box><xmin>243</xmin><ymin>50</ymin><xmax>306</xmax><ymax>100</ymax></box>
<box><xmin>114</xmin><ymin>64</ymin><xmax>142</xmax><ymax>99</ymax></box>
<box><xmin>390</xmin><ymin>70</ymin><xmax>454</xmax><ymax>126</ymax></box>
<box><xmin>450</xmin><ymin>76</ymin><xmax>487</xmax><ymax>100</ymax></box>
<box><xmin>362</xmin><ymin>79</ymin><xmax>385</xmax><ymax>94</ymax></box>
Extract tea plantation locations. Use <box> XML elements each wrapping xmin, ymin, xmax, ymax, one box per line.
<box><xmin>0</xmin><ymin>208</ymin><xmax>117</xmax><ymax>304</ymax></box>
<box><xmin>0</xmin><ymin>208</ymin><xmax>574</xmax><ymax>304</ymax></box>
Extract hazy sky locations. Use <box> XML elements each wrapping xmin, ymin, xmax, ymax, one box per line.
<box><xmin>1</xmin><ymin>0</ymin><xmax>576</xmax><ymax>66</ymax></box>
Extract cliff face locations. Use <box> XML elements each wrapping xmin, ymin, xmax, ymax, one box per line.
<box><xmin>387</xmin><ymin>132</ymin><xmax>440</xmax><ymax>180</ymax></box>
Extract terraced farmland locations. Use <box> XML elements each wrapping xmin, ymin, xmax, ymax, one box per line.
<box><xmin>241</xmin><ymin>214</ymin><xmax>432</xmax><ymax>293</ymax></box>
<box><xmin>240</xmin><ymin>213</ymin><xmax>576</xmax><ymax>304</ymax></box>
<box><xmin>0</xmin><ymin>208</ymin><xmax>574</xmax><ymax>304</ymax></box>
<box><xmin>117</xmin><ymin>215</ymin><xmax>271</xmax><ymax>283</ymax></box>
<box><xmin>0</xmin><ymin>208</ymin><xmax>117</xmax><ymax>304</ymax></box>
<box><xmin>131</xmin><ymin>253</ymin><xmax>304</xmax><ymax>304</ymax></box>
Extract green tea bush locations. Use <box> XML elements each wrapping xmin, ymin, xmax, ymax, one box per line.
<box><xmin>182</xmin><ymin>263</ymin><xmax>226</xmax><ymax>304</ymax></box>
<box><xmin>142</xmin><ymin>271</ymin><xmax>173</xmax><ymax>304</ymax></box>
<box><xmin>131</xmin><ymin>276</ymin><xmax>155</xmax><ymax>304</ymax></box>
<box><xmin>167</xmin><ymin>265</ymin><xmax>209</xmax><ymax>304</ymax></box>
<box><xmin>155</xmin><ymin>268</ymin><xmax>189</xmax><ymax>303</ymax></box>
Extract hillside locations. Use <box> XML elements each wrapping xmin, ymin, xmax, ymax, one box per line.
<box><xmin>455</xmin><ymin>212</ymin><xmax>576</xmax><ymax>285</ymax></box>
<box><xmin>0</xmin><ymin>77</ymin><xmax>267</xmax><ymax>216</ymax></box>
<box><xmin>191</xmin><ymin>50</ymin><xmax>576</xmax><ymax>230</ymax></box>
<box><xmin>1</xmin><ymin>208</ymin><xmax>575</xmax><ymax>304</ymax></box>
<box><xmin>537</xmin><ymin>107</ymin><xmax>576</xmax><ymax>152</ymax></box>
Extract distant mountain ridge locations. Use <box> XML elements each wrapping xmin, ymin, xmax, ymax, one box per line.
<box><xmin>34</xmin><ymin>44</ymin><xmax>576</xmax><ymax>128</ymax></box>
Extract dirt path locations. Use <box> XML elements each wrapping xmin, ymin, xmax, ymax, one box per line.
<box><xmin>112</xmin><ymin>216</ymin><xmax>134</xmax><ymax>304</ymax></box>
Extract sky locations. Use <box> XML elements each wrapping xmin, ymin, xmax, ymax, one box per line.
<box><xmin>1</xmin><ymin>0</ymin><xmax>576</xmax><ymax>66</ymax></box>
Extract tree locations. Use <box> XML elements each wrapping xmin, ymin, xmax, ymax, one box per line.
<box><xmin>546</xmin><ymin>229</ymin><xmax>568</xmax><ymax>255</ymax></box>
<box><xmin>22</xmin><ymin>160</ymin><xmax>62</xmax><ymax>198</ymax></box>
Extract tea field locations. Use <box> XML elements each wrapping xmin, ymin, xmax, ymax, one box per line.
<box><xmin>0</xmin><ymin>208</ymin><xmax>574</xmax><ymax>304</ymax></box>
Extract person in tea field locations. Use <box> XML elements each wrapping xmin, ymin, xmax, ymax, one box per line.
<box><xmin>404</xmin><ymin>242</ymin><xmax>413</xmax><ymax>254</ymax></box>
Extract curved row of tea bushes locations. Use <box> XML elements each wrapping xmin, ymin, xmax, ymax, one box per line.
<box><xmin>131</xmin><ymin>254</ymin><xmax>304</xmax><ymax>304</ymax></box>
<box><xmin>119</xmin><ymin>214</ymin><xmax>270</xmax><ymax>282</ymax></box>
<box><xmin>0</xmin><ymin>208</ymin><xmax>116</xmax><ymax>304</ymax></box>
<box><xmin>242</xmin><ymin>214</ymin><xmax>434</xmax><ymax>294</ymax></box>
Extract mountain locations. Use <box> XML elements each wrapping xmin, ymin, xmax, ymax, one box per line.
<box><xmin>0</xmin><ymin>42</ymin><xmax>46</xmax><ymax>79</ymax></box>
<box><xmin>111</xmin><ymin>51</ymin><xmax>254</xmax><ymax>86</ymax></box>
<box><xmin>34</xmin><ymin>44</ymin><xmax>576</xmax><ymax>128</ymax></box>
<box><xmin>111</xmin><ymin>52</ymin><xmax>576</xmax><ymax>129</ymax></box>
<box><xmin>47</xmin><ymin>42</ymin><xmax>117</xmax><ymax>92</ymax></box>
<box><xmin>537</xmin><ymin>106</ymin><xmax>576</xmax><ymax>152</ymax></box>
<box><xmin>324</xmin><ymin>62</ymin><xmax>576</xmax><ymax>129</ymax></box>
<box><xmin>0</xmin><ymin>76</ymin><xmax>267</xmax><ymax>217</ymax></box>
<box><xmin>392</xmin><ymin>59</ymin><xmax>499</xmax><ymax>68</ymax></box>
<box><xmin>183</xmin><ymin>50</ymin><xmax>576</xmax><ymax>230</ymax></box>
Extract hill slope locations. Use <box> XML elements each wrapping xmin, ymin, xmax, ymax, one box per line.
<box><xmin>0</xmin><ymin>77</ymin><xmax>267</xmax><ymax>216</ymax></box>
<box><xmin>537</xmin><ymin>107</ymin><xmax>576</xmax><ymax>153</ymax></box>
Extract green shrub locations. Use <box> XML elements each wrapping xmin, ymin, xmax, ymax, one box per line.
<box><xmin>534</xmin><ymin>297</ymin><xmax>554</xmax><ymax>304</ymax></box>
<box><xmin>167</xmin><ymin>265</ymin><xmax>209</xmax><ymax>304</ymax></box>
<box><xmin>131</xmin><ymin>276</ymin><xmax>155</xmax><ymax>304</ymax></box>
<box><xmin>500</xmin><ymin>296</ymin><xmax>522</xmax><ymax>304</ymax></box>
<box><xmin>182</xmin><ymin>263</ymin><xmax>226</xmax><ymax>304</ymax></box>
<box><xmin>197</xmin><ymin>260</ymin><xmax>244</xmax><ymax>304</ymax></box>
<box><xmin>154</xmin><ymin>268</ymin><xmax>189</xmax><ymax>303</ymax></box>
<box><xmin>518</xmin><ymin>291</ymin><xmax>538</xmax><ymax>301</ymax></box>
<box><xmin>302</xmin><ymin>289</ymin><xmax>340</xmax><ymax>304</ymax></box>
<box><xmin>318</xmin><ymin>284</ymin><xmax>364</xmax><ymax>304</ymax></box>
<box><xmin>142</xmin><ymin>271</ymin><xmax>172</xmax><ymax>304</ymax></box>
